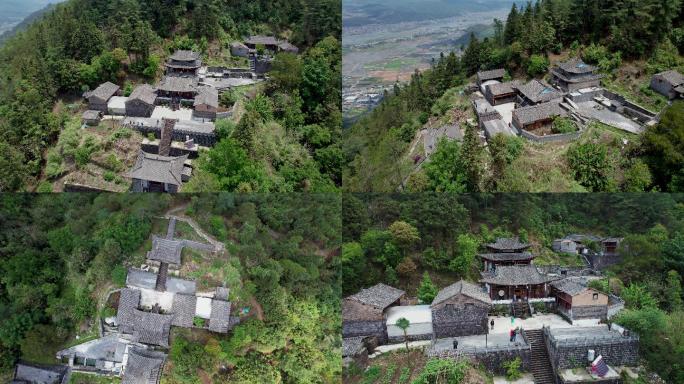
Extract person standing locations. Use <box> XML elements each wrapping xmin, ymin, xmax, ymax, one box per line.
<box><xmin>509</xmin><ymin>328</ymin><xmax>515</xmax><ymax>342</ymax></box>
<box><xmin>490</xmin><ymin>318</ymin><xmax>495</xmax><ymax>331</ymax></box>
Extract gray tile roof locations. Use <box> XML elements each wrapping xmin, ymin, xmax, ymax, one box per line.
<box><xmin>157</xmin><ymin>76</ymin><xmax>198</xmax><ymax>93</ymax></box>
<box><xmin>13</xmin><ymin>363</ymin><xmax>68</xmax><ymax>384</ymax></box>
<box><xmin>557</xmin><ymin>58</ymin><xmax>597</xmax><ymax>74</ymax></box>
<box><xmin>480</xmin><ymin>265</ymin><xmax>559</xmax><ymax>286</ymax></box>
<box><xmin>516</xmin><ymin>80</ymin><xmax>563</xmax><ymax>104</ymax></box>
<box><xmin>513</xmin><ymin>102</ymin><xmax>567</xmax><ymax>126</ymax></box>
<box><xmin>245</xmin><ymin>35</ymin><xmax>281</xmax><ymax>46</ymax></box>
<box><xmin>602</xmin><ymin>237</ymin><xmax>623</xmax><ymax>243</ymax></box>
<box><xmin>346</xmin><ymin>283</ymin><xmax>405</xmax><ymax>310</ymax></box>
<box><xmin>171</xmin><ymin>294</ymin><xmax>197</xmax><ymax>327</ymax></box>
<box><xmin>128</xmin><ymin>310</ymin><xmax>173</xmax><ymax>347</ymax></box>
<box><xmin>169</xmin><ymin>50</ymin><xmax>200</xmax><ymax>62</ymax></box>
<box><xmin>487</xmin><ymin>80</ymin><xmax>520</xmax><ymax>96</ymax></box>
<box><xmin>478</xmin><ymin>252</ymin><xmax>535</xmax><ymax>262</ymax></box>
<box><xmin>656</xmin><ymin>70</ymin><xmax>684</xmax><ymax>86</ymax></box>
<box><xmin>128</xmin><ymin>84</ymin><xmax>157</xmax><ymax>105</ymax></box>
<box><xmin>89</xmin><ymin>82</ymin><xmax>120</xmax><ymax>102</ymax></box>
<box><xmin>551</xmin><ymin>278</ymin><xmax>589</xmax><ymax>296</ymax></box>
<box><xmin>485</xmin><ymin>238</ymin><xmax>531</xmax><ymax>251</ymax></box>
<box><xmin>431</xmin><ymin>280</ymin><xmax>492</xmax><ymax>306</ymax></box>
<box><xmin>562</xmin><ymin>234</ymin><xmax>601</xmax><ymax>243</ymax></box>
<box><xmin>477</xmin><ymin>68</ymin><xmax>506</xmax><ymax>82</ymax></box>
<box><xmin>215</xmin><ymin>287</ymin><xmax>230</xmax><ymax>301</ymax></box>
<box><xmin>147</xmin><ymin>235</ymin><xmax>183</xmax><ymax>264</ymax></box>
<box><xmin>209</xmin><ymin>299</ymin><xmax>231</xmax><ymax>333</ymax></box>
<box><xmin>194</xmin><ymin>87</ymin><xmax>218</xmax><ymax>108</ymax></box>
<box><xmin>117</xmin><ymin>288</ymin><xmax>141</xmax><ymax>326</ymax></box>
<box><xmin>82</xmin><ymin>110</ymin><xmax>101</xmax><ymax>120</ymax></box>
<box><xmin>122</xmin><ymin>347</ymin><xmax>166</xmax><ymax>384</ymax></box>
<box><xmin>342</xmin><ymin>337</ymin><xmax>367</xmax><ymax>357</ymax></box>
<box><xmin>128</xmin><ymin>151</ymin><xmax>188</xmax><ymax>186</ymax></box>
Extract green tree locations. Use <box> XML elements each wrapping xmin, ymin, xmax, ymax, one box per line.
<box><xmin>395</xmin><ymin>317</ymin><xmax>410</xmax><ymax>351</ymax></box>
<box><xmin>388</xmin><ymin>221</ymin><xmax>421</xmax><ymax>253</ymax></box>
<box><xmin>566</xmin><ymin>141</ymin><xmax>615</xmax><ymax>192</ymax></box>
<box><xmin>665</xmin><ymin>270</ymin><xmax>683</xmax><ymax>311</ymax></box>
<box><xmin>417</xmin><ymin>272</ymin><xmax>438</xmax><ymax>304</ymax></box>
<box><xmin>449</xmin><ymin>234</ymin><xmax>478</xmax><ymax>276</ymax></box>
<box><xmin>527</xmin><ymin>54</ymin><xmax>549</xmax><ymax>76</ymax></box>
<box><xmin>423</xmin><ymin>139</ymin><xmax>468</xmax><ymax>192</ymax></box>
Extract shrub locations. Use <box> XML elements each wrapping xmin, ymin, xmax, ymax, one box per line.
<box><xmin>552</xmin><ymin>117</ymin><xmax>577</xmax><ymax>134</ymax></box>
<box><xmin>412</xmin><ymin>359</ymin><xmax>467</xmax><ymax>384</ymax></box>
<box><xmin>36</xmin><ymin>181</ymin><xmax>53</xmax><ymax>193</ymax></box>
<box><xmin>503</xmin><ymin>357</ymin><xmax>523</xmax><ymax>381</ymax></box>
<box><xmin>193</xmin><ymin>316</ymin><xmax>207</xmax><ymax>327</ymax></box>
<box><xmin>362</xmin><ymin>366</ymin><xmax>381</xmax><ymax>384</ymax></box>
<box><xmin>147</xmin><ymin>133</ymin><xmax>156</xmax><ymax>141</ymax></box>
<box><xmin>111</xmin><ymin>265</ymin><xmax>127</xmax><ymax>287</ymax></box>
<box><xmin>527</xmin><ymin>54</ymin><xmax>549</xmax><ymax>77</ymax></box>
<box><xmin>103</xmin><ymin>171</ymin><xmax>115</xmax><ymax>182</ymax></box>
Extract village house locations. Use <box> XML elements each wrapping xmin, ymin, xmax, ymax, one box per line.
<box><xmin>244</xmin><ymin>35</ymin><xmax>299</xmax><ymax>54</ymax></box>
<box><xmin>431</xmin><ymin>280</ymin><xmax>492</xmax><ymax>338</ymax></box>
<box><xmin>342</xmin><ymin>337</ymin><xmax>369</xmax><ymax>368</ymax></box>
<box><xmin>84</xmin><ymin>82</ymin><xmax>120</xmax><ymax>112</ymax></box>
<box><xmin>480</xmin><ymin>237</ymin><xmax>535</xmax><ymax>271</ymax></box>
<box><xmin>477</xmin><ymin>68</ymin><xmax>506</xmax><ymax>87</ymax></box>
<box><xmin>650</xmin><ymin>70</ymin><xmax>684</xmax><ymax>99</ymax></box>
<box><xmin>342</xmin><ymin>283</ymin><xmax>406</xmax><ymax>343</ymax></box>
<box><xmin>484</xmin><ymin>81</ymin><xmax>520</xmax><ymax>105</ymax></box>
<box><xmin>512</xmin><ymin>102</ymin><xmax>568</xmax><ymax>133</ymax></box>
<box><xmin>230</xmin><ymin>41</ymin><xmax>252</xmax><ymax>57</ymax></box>
<box><xmin>551</xmin><ymin>278</ymin><xmax>608</xmax><ymax>323</ymax></box>
<box><xmin>156</xmin><ymin>76</ymin><xmax>198</xmax><ymax>102</ymax></box>
<box><xmin>515</xmin><ymin>79</ymin><xmax>564</xmax><ymax>107</ymax></box>
<box><xmin>385</xmin><ymin>304</ymin><xmax>433</xmax><ymax>342</ymax></box>
<box><xmin>473</xmin><ymin>99</ymin><xmax>517</xmax><ymax>139</ymax></box>
<box><xmin>550</xmin><ymin>58</ymin><xmax>603</xmax><ymax>92</ymax></box>
<box><xmin>121</xmin><ymin>347</ymin><xmax>166</xmax><ymax>384</ymax></box>
<box><xmin>81</xmin><ymin>110</ymin><xmax>102</xmax><ymax>126</ymax></box>
<box><xmin>480</xmin><ymin>265</ymin><xmax>559</xmax><ymax>301</ymax></box>
<box><xmin>193</xmin><ymin>87</ymin><xmax>219</xmax><ymax>121</ymax></box>
<box><xmin>125</xmin><ymin>84</ymin><xmax>157</xmax><ymax>117</ymax></box>
<box><xmin>10</xmin><ymin>362</ymin><xmax>69</xmax><ymax>384</ymax></box>
<box><xmin>164</xmin><ymin>50</ymin><xmax>202</xmax><ymax>76</ymax></box>
<box><xmin>127</xmin><ymin>151</ymin><xmax>191</xmax><ymax>193</ymax></box>
<box><xmin>552</xmin><ymin>234</ymin><xmax>601</xmax><ymax>254</ymax></box>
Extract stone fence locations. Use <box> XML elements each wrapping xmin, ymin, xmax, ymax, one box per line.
<box><xmin>519</xmin><ymin>127</ymin><xmax>583</xmax><ymax>143</ymax></box>
<box><xmin>544</xmin><ymin>326</ymin><xmax>639</xmax><ymax>371</ymax></box>
<box><xmin>426</xmin><ymin>343</ymin><xmax>532</xmax><ymax>375</ymax></box>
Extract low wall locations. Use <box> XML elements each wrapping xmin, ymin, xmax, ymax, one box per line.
<box><xmin>519</xmin><ymin>128</ymin><xmax>583</xmax><ymax>143</ymax></box>
<box><xmin>603</xmin><ymin>90</ymin><xmax>657</xmax><ymax>122</ymax></box>
<box><xmin>343</xmin><ymin>320</ymin><xmax>387</xmax><ymax>344</ymax></box>
<box><xmin>63</xmin><ymin>183</ymin><xmax>119</xmax><ymax>193</ymax></box>
<box><xmin>544</xmin><ymin>327</ymin><xmax>639</xmax><ymax>370</ymax></box>
<box><xmin>427</xmin><ymin>344</ymin><xmax>532</xmax><ymax>375</ymax></box>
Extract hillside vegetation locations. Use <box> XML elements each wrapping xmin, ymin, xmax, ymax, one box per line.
<box><xmin>0</xmin><ymin>0</ymin><xmax>341</xmax><ymax>192</ymax></box>
<box><xmin>343</xmin><ymin>0</ymin><xmax>684</xmax><ymax>192</ymax></box>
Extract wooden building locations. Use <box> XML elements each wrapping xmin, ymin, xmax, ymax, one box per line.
<box><xmin>480</xmin><ymin>265</ymin><xmax>558</xmax><ymax>301</ymax></box>
<box><xmin>431</xmin><ymin>280</ymin><xmax>492</xmax><ymax>338</ymax></box>
<box><xmin>515</xmin><ymin>79</ymin><xmax>564</xmax><ymax>107</ymax></box>
<box><xmin>193</xmin><ymin>87</ymin><xmax>219</xmax><ymax>120</ymax></box>
<box><xmin>342</xmin><ymin>283</ymin><xmax>405</xmax><ymax>343</ymax></box>
<box><xmin>550</xmin><ymin>58</ymin><xmax>603</xmax><ymax>92</ymax></box>
<box><xmin>480</xmin><ymin>237</ymin><xmax>535</xmax><ymax>271</ymax></box>
<box><xmin>164</xmin><ymin>50</ymin><xmax>202</xmax><ymax>76</ymax></box>
<box><xmin>127</xmin><ymin>151</ymin><xmax>190</xmax><ymax>193</ymax></box>
<box><xmin>484</xmin><ymin>81</ymin><xmax>520</xmax><ymax>105</ymax></box>
<box><xmin>512</xmin><ymin>102</ymin><xmax>568</xmax><ymax>133</ymax></box>
<box><xmin>156</xmin><ymin>76</ymin><xmax>198</xmax><ymax>101</ymax></box>
<box><xmin>244</xmin><ymin>35</ymin><xmax>299</xmax><ymax>54</ymax></box>
<box><xmin>476</xmin><ymin>68</ymin><xmax>506</xmax><ymax>86</ymax></box>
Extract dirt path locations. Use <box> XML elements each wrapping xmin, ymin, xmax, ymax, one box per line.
<box><xmin>248</xmin><ymin>296</ymin><xmax>265</xmax><ymax>321</ymax></box>
<box><xmin>162</xmin><ymin>204</ymin><xmax>225</xmax><ymax>253</ymax></box>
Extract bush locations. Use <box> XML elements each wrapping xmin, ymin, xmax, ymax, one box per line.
<box><xmin>193</xmin><ymin>316</ymin><xmax>207</xmax><ymax>327</ymax></box>
<box><xmin>147</xmin><ymin>133</ymin><xmax>156</xmax><ymax>141</ymax></box>
<box><xmin>36</xmin><ymin>181</ymin><xmax>53</xmax><ymax>193</ymax></box>
<box><xmin>412</xmin><ymin>359</ymin><xmax>468</xmax><ymax>384</ymax></box>
<box><xmin>103</xmin><ymin>171</ymin><xmax>115</xmax><ymax>182</ymax></box>
<box><xmin>527</xmin><ymin>54</ymin><xmax>549</xmax><ymax>77</ymax></box>
<box><xmin>552</xmin><ymin>117</ymin><xmax>577</xmax><ymax>134</ymax></box>
<box><xmin>566</xmin><ymin>141</ymin><xmax>615</xmax><ymax>192</ymax></box>
<box><xmin>111</xmin><ymin>265</ymin><xmax>127</xmax><ymax>287</ymax></box>
<box><xmin>418</xmin><ymin>112</ymin><xmax>429</xmax><ymax>125</ymax></box>
<box><xmin>220</xmin><ymin>89</ymin><xmax>237</xmax><ymax>107</ymax></box>
<box><xmin>503</xmin><ymin>358</ymin><xmax>523</xmax><ymax>380</ymax></box>
<box><xmin>104</xmin><ymin>153</ymin><xmax>122</xmax><ymax>171</ymax></box>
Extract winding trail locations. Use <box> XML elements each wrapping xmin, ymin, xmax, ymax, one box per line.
<box><xmin>162</xmin><ymin>204</ymin><xmax>225</xmax><ymax>253</ymax></box>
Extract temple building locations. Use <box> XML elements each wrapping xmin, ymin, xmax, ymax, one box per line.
<box><xmin>480</xmin><ymin>265</ymin><xmax>559</xmax><ymax>301</ymax></box>
<box><xmin>479</xmin><ymin>237</ymin><xmax>535</xmax><ymax>271</ymax></box>
<box><xmin>164</xmin><ymin>50</ymin><xmax>202</xmax><ymax>76</ymax></box>
<box><xmin>550</xmin><ymin>58</ymin><xmax>603</xmax><ymax>92</ymax></box>
<box><xmin>127</xmin><ymin>151</ymin><xmax>190</xmax><ymax>193</ymax></box>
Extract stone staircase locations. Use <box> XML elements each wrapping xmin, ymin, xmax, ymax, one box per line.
<box><xmin>513</xmin><ymin>300</ymin><xmax>530</xmax><ymax>319</ymax></box>
<box><xmin>155</xmin><ymin>262</ymin><xmax>168</xmax><ymax>291</ymax></box>
<box><xmin>525</xmin><ymin>329</ymin><xmax>556</xmax><ymax>384</ymax></box>
<box><xmin>159</xmin><ymin>118</ymin><xmax>176</xmax><ymax>157</ymax></box>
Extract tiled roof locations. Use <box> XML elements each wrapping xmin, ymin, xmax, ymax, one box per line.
<box><xmin>557</xmin><ymin>58</ymin><xmax>597</xmax><ymax>74</ymax></box>
<box><xmin>342</xmin><ymin>337</ymin><xmax>367</xmax><ymax>357</ymax></box>
<box><xmin>551</xmin><ymin>278</ymin><xmax>589</xmax><ymax>296</ymax></box>
<box><xmin>89</xmin><ymin>82</ymin><xmax>119</xmax><ymax>101</ymax></box>
<box><xmin>346</xmin><ymin>283</ymin><xmax>405</xmax><ymax>310</ymax></box>
<box><xmin>13</xmin><ymin>363</ymin><xmax>68</xmax><ymax>384</ymax></box>
<box><xmin>485</xmin><ymin>238</ymin><xmax>531</xmax><ymax>251</ymax></box>
<box><xmin>480</xmin><ymin>265</ymin><xmax>559</xmax><ymax>286</ymax></box>
<box><xmin>169</xmin><ymin>50</ymin><xmax>200</xmax><ymax>62</ymax></box>
<box><xmin>122</xmin><ymin>347</ymin><xmax>166</xmax><ymax>384</ymax></box>
<box><xmin>516</xmin><ymin>80</ymin><xmax>563</xmax><ymax>104</ymax></box>
<box><xmin>208</xmin><ymin>299</ymin><xmax>231</xmax><ymax>333</ymax></box>
<box><xmin>513</xmin><ymin>102</ymin><xmax>567</xmax><ymax>126</ymax></box>
<box><xmin>245</xmin><ymin>35</ymin><xmax>280</xmax><ymax>46</ymax></box>
<box><xmin>128</xmin><ymin>84</ymin><xmax>157</xmax><ymax>105</ymax></box>
<box><xmin>147</xmin><ymin>235</ymin><xmax>183</xmax><ymax>264</ymax></box>
<box><xmin>194</xmin><ymin>87</ymin><xmax>219</xmax><ymax>108</ymax></box>
<box><xmin>157</xmin><ymin>76</ymin><xmax>198</xmax><ymax>93</ymax></box>
<box><xmin>127</xmin><ymin>151</ymin><xmax>188</xmax><ymax>186</ymax></box>
<box><xmin>487</xmin><ymin>80</ymin><xmax>520</xmax><ymax>96</ymax></box>
<box><xmin>477</xmin><ymin>68</ymin><xmax>506</xmax><ymax>82</ymax></box>
<box><xmin>431</xmin><ymin>280</ymin><xmax>492</xmax><ymax>306</ymax></box>
<box><xmin>478</xmin><ymin>252</ymin><xmax>535</xmax><ymax>262</ymax></box>
<box><xmin>82</xmin><ymin>110</ymin><xmax>101</xmax><ymax>120</ymax></box>
<box><xmin>128</xmin><ymin>310</ymin><xmax>173</xmax><ymax>347</ymax></box>
<box><xmin>171</xmin><ymin>294</ymin><xmax>197</xmax><ymax>327</ymax></box>
<box><xmin>117</xmin><ymin>288</ymin><xmax>141</xmax><ymax>326</ymax></box>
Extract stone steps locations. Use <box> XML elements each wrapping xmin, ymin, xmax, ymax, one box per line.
<box><xmin>525</xmin><ymin>329</ymin><xmax>556</xmax><ymax>384</ymax></box>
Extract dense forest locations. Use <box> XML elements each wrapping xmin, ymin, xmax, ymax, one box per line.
<box><xmin>0</xmin><ymin>0</ymin><xmax>341</xmax><ymax>192</ymax></box>
<box><xmin>343</xmin><ymin>0</ymin><xmax>684</xmax><ymax>193</ymax></box>
<box><xmin>0</xmin><ymin>193</ymin><xmax>341</xmax><ymax>383</ymax></box>
<box><xmin>342</xmin><ymin>193</ymin><xmax>684</xmax><ymax>382</ymax></box>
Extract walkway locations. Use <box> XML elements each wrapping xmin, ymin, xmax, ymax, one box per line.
<box><xmin>163</xmin><ymin>205</ymin><xmax>225</xmax><ymax>253</ymax></box>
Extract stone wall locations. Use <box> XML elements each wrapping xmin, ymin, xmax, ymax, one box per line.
<box><xmin>519</xmin><ymin>127</ymin><xmax>583</xmax><ymax>143</ymax></box>
<box><xmin>342</xmin><ymin>320</ymin><xmax>387</xmax><ymax>344</ymax></box>
<box><xmin>388</xmin><ymin>333</ymin><xmax>432</xmax><ymax>343</ymax></box>
<box><xmin>603</xmin><ymin>90</ymin><xmax>657</xmax><ymax>122</ymax></box>
<box><xmin>545</xmin><ymin>327</ymin><xmax>639</xmax><ymax>370</ymax></box>
<box><xmin>427</xmin><ymin>345</ymin><xmax>531</xmax><ymax>375</ymax></box>
<box><xmin>587</xmin><ymin>253</ymin><xmax>622</xmax><ymax>270</ymax></box>
<box><xmin>572</xmin><ymin>305</ymin><xmax>608</xmax><ymax>321</ymax></box>
<box><xmin>432</xmin><ymin>305</ymin><xmax>489</xmax><ymax>338</ymax></box>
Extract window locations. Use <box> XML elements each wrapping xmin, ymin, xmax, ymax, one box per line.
<box><xmin>592</xmin><ymin>293</ymin><xmax>599</xmax><ymax>300</ymax></box>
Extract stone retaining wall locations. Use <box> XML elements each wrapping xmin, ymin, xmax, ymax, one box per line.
<box><xmin>343</xmin><ymin>320</ymin><xmax>387</xmax><ymax>344</ymax></box>
<box><xmin>544</xmin><ymin>327</ymin><xmax>639</xmax><ymax>370</ymax></box>
<box><xmin>427</xmin><ymin>345</ymin><xmax>532</xmax><ymax>375</ymax></box>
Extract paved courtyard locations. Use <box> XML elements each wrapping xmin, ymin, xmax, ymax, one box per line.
<box><xmin>493</xmin><ymin>102</ymin><xmax>516</xmax><ymax>126</ymax></box>
<box><xmin>576</xmin><ymin>101</ymin><xmax>644</xmax><ymax>134</ymax></box>
<box><xmin>151</xmin><ymin>106</ymin><xmax>194</xmax><ymax>121</ymax></box>
<box><xmin>433</xmin><ymin>332</ymin><xmax>524</xmax><ymax>351</ymax></box>
<box><xmin>488</xmin><ymin>314</ymin><xmax>600</xmax><ymax>335</ymax></box>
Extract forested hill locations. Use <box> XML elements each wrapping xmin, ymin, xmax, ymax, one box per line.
<box><xmin>0</xmin><ymin>0</ymin><xmax>342</xmax><ymax>192</ymax></box>
<box><xmin>343</xmin><ymin>0</ymin><xmax>684</xmax><ymax>193</ymax></box>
